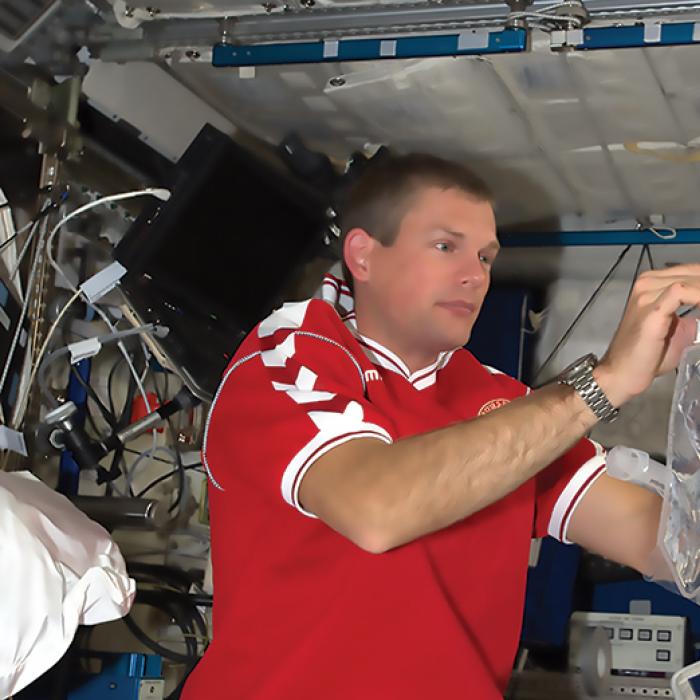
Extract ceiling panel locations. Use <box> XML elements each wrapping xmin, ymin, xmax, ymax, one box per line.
<box><xmin>75</xmin><ymin>9</ymin><xmax>691</xmax><ymax>231</ymax></box>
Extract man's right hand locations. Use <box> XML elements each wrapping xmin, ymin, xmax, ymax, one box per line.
<box><xmin>594</xmin><ymin>264</ymin><xmax>700</xmax><ymax>407</ymax></box>
<box><xmin>301</xmin><ymin>264</ymin><xmax>700</xmax><ymax>554</ymax></box>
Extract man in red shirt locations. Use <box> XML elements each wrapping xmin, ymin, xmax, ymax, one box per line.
<box><xmin>183</xmin><ymin>154</ymin><xmax>700</xmax><ymax>698</ymax></box>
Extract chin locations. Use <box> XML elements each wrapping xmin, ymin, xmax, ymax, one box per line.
<box><xmin>435</xmin><ymin>331</ymin><xmax>472</xmax><ymax>352</ymax></box>
<box><xmin>450</xmin><ymin>324</ymin><xmax>474</xmax><ymax>349</ymax></box>
<box><xmin>422</xmin><ymin>319</ymin><xmax>474</xmax><ymax>353</ymax></box>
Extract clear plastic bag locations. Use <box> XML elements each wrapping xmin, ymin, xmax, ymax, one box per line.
<box><xmin>659</xmin><ymin>343</ymin><xmax>700</xmax><ymax>599</ymax></box>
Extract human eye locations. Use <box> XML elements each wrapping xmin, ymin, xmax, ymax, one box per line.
<box><xmin>480</xmin><ymin>248</ymin><xmax>499</xmax><ymax>265</ymax></box>
<box><xmin>435</xmin><ymin>241</ymin><xmax>455</xmax><ymax>253</ymax></box>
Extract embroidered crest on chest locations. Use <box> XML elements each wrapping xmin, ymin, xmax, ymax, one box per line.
<box><xmin>478</xmin><ymin>398</ymin><xmax>510</xmax><ymax>416</ymax></box>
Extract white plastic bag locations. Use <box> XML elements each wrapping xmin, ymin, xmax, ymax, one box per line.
<box><xmin>0</xmin><ymin>470</ymin><xmax>135</xmax><ymax>698</ymax></box>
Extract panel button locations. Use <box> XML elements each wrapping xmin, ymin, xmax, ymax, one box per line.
<box><xmin>657</xmin><ymin>630</ymin><xmax>672</xmax><ymax>642</ymax></box>
<box><xmin>638</xmin><ymin>629</ymin><xmax>652</xmax><ymax>641</ymax></box>
<box><xmin>604</xmin><ymin>627</ymin><xmax>614</xmax><ymax>639</ymax></box>
<box><xmin>619</xmin><ymin>628</ymin><xmax>633</xmax><ymax>640</ymax></box>
<box><xmin>656</xmin><ymin>649</ymin><xmax>671</xmax><ymax>662</ymax></box>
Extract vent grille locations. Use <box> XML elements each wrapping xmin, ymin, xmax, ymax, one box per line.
<box><xmin>0</xmin><ymin>0</ymin><xmax>56</xmax><ymax>42</ymax></box>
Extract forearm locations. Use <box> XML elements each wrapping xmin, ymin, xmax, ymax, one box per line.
<box><xmin>373</xmin><ymin>382</ymin><xmax>598</xmax><ymax>548</ymax></box>
<box><xmin>306</xmin><ymin>380</ymin><xmax>600</xmax><ymax>552</ymax></box>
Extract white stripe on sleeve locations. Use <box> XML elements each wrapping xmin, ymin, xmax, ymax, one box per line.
<box><xmin>547</xmin><ymin>441</ymin><xmax>607</xmax><ymax>544</ymax></box>
<box><xmin>281</xmin><ymin>422</ymin><xmax>392</xmax><ymax>518</ymax></box>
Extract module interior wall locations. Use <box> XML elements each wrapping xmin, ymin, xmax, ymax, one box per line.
<box><xmin>169</xmin><ymin>41</ymin><xmax>700</xmax><ymax>229</ymax></box>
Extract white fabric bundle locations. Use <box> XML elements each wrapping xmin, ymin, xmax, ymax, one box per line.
<box><xmin>0</xmin><ymin>470</ymin><xmax>135</xmax><ymax>698</ymax></box>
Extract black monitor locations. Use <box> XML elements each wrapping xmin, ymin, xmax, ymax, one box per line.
<box><xmin>116</xmin><ymin>124</ymin><xmax>330</xmax><ymax>400</ymax></box>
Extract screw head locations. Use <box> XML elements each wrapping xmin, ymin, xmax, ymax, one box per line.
<box><xmin>329</xmin><ymin>77</ymin><xmax>345</xmax><ymax>87</ymax></box>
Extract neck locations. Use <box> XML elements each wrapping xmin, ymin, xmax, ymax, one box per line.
<box><xmin>353</xmin><ymin>304</ymin><xmax>441</xmax><ymax>375</ymax></box>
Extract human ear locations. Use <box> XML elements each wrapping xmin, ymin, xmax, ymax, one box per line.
<box><xmin>344</xmin><ymin>228</ymin><xmax>375</xmax><ymax>283</ymax></box>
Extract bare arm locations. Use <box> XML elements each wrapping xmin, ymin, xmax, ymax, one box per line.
<box><xmin>567</xmin><ymin>474</ymin><xmax>662</xmax><ymax>574</ymax></box>
<box><xmin>300</xmin><ymin>380</ymin><xmax>599</xmax><ymax>553</ymax></box>
<box><xmin>301</xmin><ymin>264</ymin><xmax>700</xmax><ymax>554</ymax></box>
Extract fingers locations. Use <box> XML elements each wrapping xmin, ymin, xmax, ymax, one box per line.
<box><xmin>602</xmin><ymin>265</ymin><xmax>700</xmax><ymax>402</ymax></box>
<box><xmin>634</xmin><ymin>265</ymin><xmax>700</xmax><ymax>296</ymax></box>
<box><xmin>631</xmin><ymin>269</ymin><xmax>700</xmax><ymax>312</ymax></box>
<box><xmin>652</xmin><ymin>282</ymin><xmax>700</xmax><ymax>318</ymax></box>
<box><xmin>637</xmin><ymin>263</ymin><xmax>700</xmax><ymax>279</ymax></box>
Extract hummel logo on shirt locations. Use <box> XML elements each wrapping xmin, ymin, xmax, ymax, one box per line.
<box><xmin>364</xmin><ymin>369</ymin><xmax>381</xmax><ymax>383</ymax></box>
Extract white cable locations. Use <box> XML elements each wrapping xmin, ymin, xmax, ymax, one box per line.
<box><xmin>0</xmin><ymin>216</ymin><xmax>51</xmax><ymax>420</ymax></box>
<box><xmin>94</xmin><ymin>303</ymin><xmax>157</xmax><ymax>413</ymax></box>
<box><xmin>0</xmin><ymin>190</ymin><xmax>22</xmax><ymax>300</ymax></box>
<box><xmin>84</xmin><ymin>302</ymin><xmax>159</xmax><ymax>473</ymax></box>
<box><xmin>532</xmin><ymin>1</ymin><xmax>580</xmax><ymax>11</ymax></box>
<box><xmin>6</xmin><ymin>188</ymin><xmax>170</xmax><ymax>433</ymax></box>
<box><xmin>39</xmin><ymin>187</ymin><xmax>170</xmax><ymax>441</ymax></box>
<box><xmin>649</xmin><ymin>225</ymin><xmax>677</xmax><ymax>240</ymax></box>
<box><xmin>9</xmin><ymin>217</ymin><xmax>42</xmax><ymax>281</ymax></box>
<box><xmin>125</xmin><ymin>446</ymin><xmax>177</xmax><ymax>496</ymax></box>
<box><xmin>509</xmin><ymin>1</ymin><xmax>582</xmax><ymax>15</ymax></box>
<box><xmin>45</xmin><ymin>188</ymin><xmax>171</xmax><ymax>291</ymax></box>
<box><xmin>9</xmin><ymin>214</ymin><xmax>44</xmax><ymax>242</ymax></box>
<box><xmin>10</xmin><ymin>289</ymin><xmax>82</xmax><ymax>429</ymax></box>
<box><xmin>508</xmin><ymin>9</ymin><xmax>584</xmax><ymax>26</ymax></box>
<box><xmin>37</xmin><ymin>322</ymin><xmax>159</xmax><ymax>407</ymax></box>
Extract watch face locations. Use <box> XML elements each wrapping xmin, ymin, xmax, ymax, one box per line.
<box><xmin>560</xmin><ymin>353</ymin><xmax>597</xmax><ymax>381</ymax></box>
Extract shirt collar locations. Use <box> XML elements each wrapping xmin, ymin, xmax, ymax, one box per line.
<box><xmin>319</xmin><ymin>272</ymin><xmax>458</xmax><ymax>389</ymax></box>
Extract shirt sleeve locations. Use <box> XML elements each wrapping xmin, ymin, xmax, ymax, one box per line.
<box><xmin>533</xmin><ymin>437</ymin><xmax>607</xmax><ymax>543</ymax></box>
<box><xmin>485</xmin><ymin>366</ymin><xmax>609</xmax><ymax>544</ymax></box>
<box><xmin>203</xmin><ymin>302</ymin><xmax>395</xmax><ymax>518</ymax></box>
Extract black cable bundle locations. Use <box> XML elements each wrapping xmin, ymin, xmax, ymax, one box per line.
<box><xmin>122</xmin><ymin>565</ymin><xmax>211</xmax><ymax>699</ymax></box>
<box><xmin>149</xmin><ymin>368</ymin><xmax>189</xmax><ymax>513</ymax></box>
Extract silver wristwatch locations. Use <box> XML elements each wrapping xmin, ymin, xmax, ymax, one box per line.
<box><xmin>557</xmin><ymin>353</ymin><xmax>619</xmax><ymax>424</ymax></box>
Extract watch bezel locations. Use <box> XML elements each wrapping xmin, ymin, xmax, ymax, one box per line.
<box><xmin>558</xmin><ymin>353</ymin><xmax>598</xmax><ymax>383</ymax></box>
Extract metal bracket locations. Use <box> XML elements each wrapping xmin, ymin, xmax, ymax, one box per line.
<box><xmin>577</xmin><ymin>20</ymin><xmax>700</xmax><ymax>50</ymax></box>
<box><xmin>212</xmin><ymin>28</ymin><xmax>527</xmax><ymax>67</ymax></box>
<box><xmin>550</xmin><ymin>28</ymin><xmax>584</xmax><ymax>49</ymax></box>
<box><xmin>22</xmin><ymin>75</ymin><xmax>84</xmax><ymax>188</ymax></box>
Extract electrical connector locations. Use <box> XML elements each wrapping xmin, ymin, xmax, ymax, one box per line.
<box><xmin>79</xmin><ymin>262</ymin><xmax>127</xmax><ymax>304</ymax></box>
<box><xmin>0</xmin><ymin>426</ymin><xmax>27</xmax><ymax>456</ymax></box>
<box><xmin>68</xmin><ymin>337</ymin><xmax>102</xmax><ymax>364</ymax></box>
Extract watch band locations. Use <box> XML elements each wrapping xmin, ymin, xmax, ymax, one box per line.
<box><xmin>558</xmin><ymin>354</ymin><xmax>619</xmax><ymax>424</ymax></box>
<box><xmin>568</xmin><ymin>370</ymin><xmax>619</xmax><ymax>423</ymax></box>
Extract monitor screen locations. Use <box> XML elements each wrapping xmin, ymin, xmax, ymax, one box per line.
<box><xmin>116</xmin><ymin>124</ymin><xmax>330</xmax><ymax>399</ymax></box>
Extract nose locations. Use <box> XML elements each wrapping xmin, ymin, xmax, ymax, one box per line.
<box><xmin>459</xmin><ymin>255</ymin><xmax>487</xmax><ymax>288</ymax></box>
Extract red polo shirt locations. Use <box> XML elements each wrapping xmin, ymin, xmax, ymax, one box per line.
<box><xmin>183</xmin><ymin>275</ymin><xmax>606</xmax><ymax>699</ymax></box>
